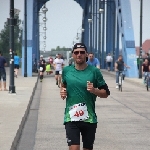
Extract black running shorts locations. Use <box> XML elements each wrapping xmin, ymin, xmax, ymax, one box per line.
<box><xmin>65</xmin><ymin>121</ymin><xmax>97</xmax><ymax>149</ymax></box>
<box><xmin>55</xmin><ymin>71</ymin><xmax>60</xmax><ymax>75</ymax></box>
<box><xmin>14</xmin><ymin>64</ymin><xmax>19</xmax><ymax>69</ymax></box>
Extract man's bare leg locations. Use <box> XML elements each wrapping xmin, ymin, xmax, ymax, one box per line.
<box><xmin>69</xmin><ymin>145</ymin><xmax>80</xmax><ymax>150</ymax></box>
<box><xmin>3</xmin><ymin>81</ymin><xmax>7</xmax><ymax>91</ymax></box>
<box><xmin>58</xmin><ymin>75</ymin><xmax>62</xmax><ymax>87</ymax></box>
<box><xmin>15</xmin><ymin>69</ymin><xmax>18</xmax><ymax>77</ymax></box>
<box><xmin>55</xmin><ymin>75</ymin><xmax>58</xmax><ymax>85</ymax></box>
<box><xmin>0</xmin><ymin>82</ymin><xmax>2</xmax><ymax>91</ymax></box>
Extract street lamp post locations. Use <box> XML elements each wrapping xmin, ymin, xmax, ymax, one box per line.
<box><xmin>24</xmin><ymin>0</ymin><xmax>27</xmax><ymax>77</ymax></box>
<box><xmin>39</xmin><ymin>4</ymin><xmax>48</xmax><ymax>53</ymax></box>
<box><xmin>88</xmin><ymin>18</ymin><xmax>92</xmax><ymax>51</ymax></box>
<box><xmin>8</xmin><ymin>0</ymin><xmax>17</xmax><ymax>93</ymax></box>
<box><xmin>139</xmin><ymin>0</ymin><xmax>143</xmax><ymax>78</ymax></box>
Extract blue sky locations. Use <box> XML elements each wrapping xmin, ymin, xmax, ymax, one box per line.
<box><xmin>0</xmin><ymin>0</ymin><xmax>150</xmax><ymax>51</ymax></box>
<box><xmin>0</xmin><ymin>0</ymin><xmax>82</xmax><ymax>51</ymax></box>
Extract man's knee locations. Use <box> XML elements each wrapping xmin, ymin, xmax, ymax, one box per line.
<box><xmin>2</xmin><ymin>73</ymin><xmax>6</xmax><ymax>81</ymax></box>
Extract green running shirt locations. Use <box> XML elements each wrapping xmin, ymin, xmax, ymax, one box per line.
<box><xmin>62</xmin><ymin>65</ymin><xmax>106</xmax><ymax>124</ymax></box>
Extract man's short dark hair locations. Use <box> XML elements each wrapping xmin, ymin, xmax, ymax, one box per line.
<box><xmin>72</xmin><ymin>43</ymin><xmax>87</xmax><ymax>53</ymax></box>
<box><xmin>88</xmin><ymin>52</ymin><xmax>94</xmax><ymax>55</ymax></box>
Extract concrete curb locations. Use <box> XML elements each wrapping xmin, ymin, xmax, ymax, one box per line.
<box><xmin>10</xmin><ymin>76</ymin><xmax>39</xmax><ymax>150</ymax></box>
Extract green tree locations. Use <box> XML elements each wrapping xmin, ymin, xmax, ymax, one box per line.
<box><xmin>51</xmin><ymin>48</ymin><xmax>55</xmax><ymax>51</ymax></box>
<box><xmin>51</xmin><ymin>46</ymin><xmax>71</xmax><ymax>51</ymax></box>
<box><xmin>0</xmin><ymin>14</ymin><xmax>22</xmax><ymax>58</ymax></box>
<box><xmin>56</xmin><ymin>46</ymin><xmax>60</xmax><ymax>51</ymax></box>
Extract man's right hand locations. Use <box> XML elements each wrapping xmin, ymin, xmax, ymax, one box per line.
<box><xmin>60</xmin><ymin>88</ymin><xmax>67</xmax><ymax>100</ymax></box>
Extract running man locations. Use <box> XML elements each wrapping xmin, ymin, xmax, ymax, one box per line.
<box><xmin>60</xmin><ymin>43</ymin><xmax>110</xmax><ymax>150</ymax></box>
<box><xmin>14</xmin><ymin>53</ymin><xmax>20</xmax><ymax>78</ymax></box>
<box><xmin>53</xmin><ymin>53</ymin><xmax>64</xmax><ymax>88</ymax></box>
<box><xmin>86</xmin><ymin>52</ymin><xmax>100</xmax><ymax>69</ymax></box>
<box><xmin>38</xmin><ymin>55</ymin><xmax>46</xmax><ymax>82</ymax></box>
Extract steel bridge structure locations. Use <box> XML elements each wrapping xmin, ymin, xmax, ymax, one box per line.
<box><xmin>22</xmin><ymin>0</ymin><xmax>138</xmax><ymax>77</ymax></box>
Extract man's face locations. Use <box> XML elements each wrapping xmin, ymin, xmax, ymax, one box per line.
<box><xmin>57</xmin><ymin>54</ymin><xmax>61</xmax><ymax>59</ymax></box>
<box><xmin>40</xmin><ymin>57</ymin><xmax>43</xmax><ymax>60</ymax></box>
<box><xmin>72</xmin><ymin>48</ymin><xmax>87</xmax><ymax>64</ymax></box>
<box><xmin>88</xmin><ymin>54</ymin><xmax>94</xmax><ymax>61</ymax></box>
<box><xmin>118</xmin><ymin>56</ymin><xmax>123</xmax><ymax>61</ymax></box>
<box><xmin>145</xmin><ymin>59</ymin><xmax>148</xmax><ymax>64</ymax></box>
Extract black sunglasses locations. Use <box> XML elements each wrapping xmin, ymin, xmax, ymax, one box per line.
<box><xmin>73</xmin><ymin>51</ymin><xmax>86</xmax><ymax>55</ymax></box>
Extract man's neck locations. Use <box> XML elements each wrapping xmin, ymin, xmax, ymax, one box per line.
<box><xmin>75</xmin><ymin>63</ymin><xmax>88</xmax><ymax>70</ymax></box>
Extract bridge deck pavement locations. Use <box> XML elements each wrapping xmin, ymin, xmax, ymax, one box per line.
<box><xmin>0</xmin><ymin>68</ymin><xmax>38</xmax><ymax>150</ymax></box>
<box><xmin>33</xmin><ymin>70</ymin><xmax>150</xmax><ymax>150</ymax></box>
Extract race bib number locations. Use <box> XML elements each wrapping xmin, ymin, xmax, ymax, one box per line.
<box><xmin>59</xmin><ymin>70</ymin><xmax>62</xmax><ymax>74</ymax></box>
<box><xmin>40</xmin><ymin>67</ymin><xmax>43</xmax><ymax>71</ymax></box>
<box><xmin>69</xmin><ymin>103</ymin><xmax>89</xmax><ymax>121</ymax></box>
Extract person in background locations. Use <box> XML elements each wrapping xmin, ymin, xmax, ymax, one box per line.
<box><xmin>14</xmin><ymin>53</ymin><xmax>20</xmax><ymax>78</ymax></box>
<box><xmin>87</xmin><ymin>52</ymin><xmax>100</xmax><ymax>69</ymax></box>
<box><xmin>106</xmin><ymin>53</ymin><xmax>113</xmax><ymax>71</ymax></box>
<box><xmin>46</xmin><ymin>62</ymin><xmax>53</xmax><ymax>75</ymax></box>
<box><xmin>49</xmin><ymin>55</ymin><xmax>53</xmax><ymax>66</ymax></box>
<box><xmin>0</xmin><ymin>51</ymin><xmax>7</xmax><ymax>91</ymax></box>
<box><xmin>53</xmin><ymin>53</ymin><xmax>64</xmax><ymax>88</ymax></box>
<box><xmin>115</xmin><ymin>55</ymin><xmax>130</xmax><ymax>89</ymax></box>
<box><xmin>142</xmin><ymin>58</ymin><xmax>150</xmax><ymax>84</ymax></box>
<box><xmin>145</xmin><ymin>53</ymin><xmax>150</xmax><ymax>64</ymax></box>
<box><xmin>38</xmin><ymin>55</ymin><xmax>46</xmax><ymax>82</ymax></box>
<box><xmin>60</xmin><ymin>54</ymin><xmax>64</xmax><ymax>60</ymax></box>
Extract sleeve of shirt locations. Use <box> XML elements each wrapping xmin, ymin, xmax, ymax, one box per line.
<box><xmin>95</xmin><ymin>69</ymin><xmax>110</xmax><ymax>95</ymax></box>
<box><xmin>95</xmin><ymin>58</ymin><xmax>100</xmax><ymax>65</ymax></box>
<box><xmin>95</xmin><ymin>69</ymin><xmax>105</xmax><ymax>87</ymax></box>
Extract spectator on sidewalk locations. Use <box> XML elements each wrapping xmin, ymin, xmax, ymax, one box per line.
<box><xmin>0</xmin><ymin>51</ymin><xmax>7</xmax><ymax>91</ymax></box>
<box><xmin>49</xmin><ymin>55</ymin><xmax>53</xmax><ymax>66</ymax></box>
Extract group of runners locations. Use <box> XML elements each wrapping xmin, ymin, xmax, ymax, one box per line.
<box><xmin>38</xmin><ymin>53</ymin><xmax>64</xmax><ymax>87</ymax></box>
